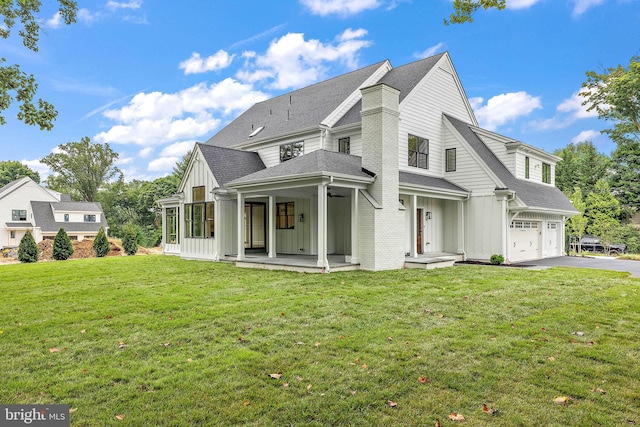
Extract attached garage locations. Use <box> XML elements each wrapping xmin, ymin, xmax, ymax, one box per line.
<box><xmin>510</xmin><ymin>220</ymin><xmax>540</xmax><ymax>262</ymax></box>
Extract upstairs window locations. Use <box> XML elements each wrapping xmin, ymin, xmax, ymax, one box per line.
<box><xmin>445</xmin><ymin>148</ymin><xmax>456</xmax><ymax>172</ymax></box>
<box><xmin>525</xmin><ymin>156</ymin><xmax>530</xmax><ymax>179</ymax></box>
<box><xmin>542</xmin><ymin>163</ymin><xmax>551</xmax><ymax>184</ymax></box>
<box><xmin>12</xmin><ymin>210</ymin><xmax>27</xmax><ymax>221</ymax></box>
<box><xmin>64</xmin><ymin>214</ymin><xmax>69</xmax><ymax>222</ymax></box>
<box><xmin>192</xmin><ymin>186</ymin><xmax>205</xmax><ymax>202</ymax></box>
<box><xmin>338</xmin><ymin>137</ymin><xmax>350</xmax><ymax>154</ymax></box>
<box><xmin>280</xmin><ymin>142</ymin><xmax>304</xmax><ymax>162</ymax></box>
<box><xmin>84</xmin><ymin>214</ymin><xmax>96</xmax><ymax>222</ymax></box>
<box><xmin>408</xmin><ymin>134</ymin><xmax>428</xmax><ymax>169</ymax></box>
<box><xmin>276</xmin><ymin>202</ymin><xmax>295</xmax><ymax>230</ymax></box>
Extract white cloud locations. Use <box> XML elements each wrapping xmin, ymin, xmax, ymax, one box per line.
<box><xmin>161</xmin><ymin>141</ymin><xmax>195</xmax><ymax>157</ymax></box>
<box><xmin>300</xmin><ymin>0</ymin><xmax>381</xmax><ymax>16</ymax></box>
<box><xmin>506</xmin><ymin>0</ymin><xmax>540</xmax><ymax>9</ymax></box>
<box><xmin>179</xmin><ymin>50</ymin><xmax>235</xmax><ymax>75</ymax></box>
<box><xmin>106</xmin><ymin>0</ymin><xmax>143</xmax><ymax>10</ymax></box>
<box><xmin>95</xmin><ymin>78</ymin><xmax>268</xmax><ymax>146</ymax></box>
<box><xmin>237</xmin><ymin>28</ymin><xmax>371</xmax><ymax>90</ymax></box>
<box><xmin>557</xmin><ymin>90</ymin><xmax>598</xmax><ymax>119</ymax></box>
<box><xmin>572</xmin><ymin>0</ymin><xmax>605</xmax><ymax>16</ymax></box>
<box><xmin>472</xmin><ymin>91</ymin><xmax>542</xmax><ymax>131</ymax></box>
<box><xmin>413</xmin><ymin>43</ymin><xmax>445</xmax><ymax>59</ymax></box>
<box><xmin>22</xmin><ymin>159</ymin><xmax>51</xmax><ymax>176</ymax></box>
<box><xmin>77</xmin><ymin>8</ymin><xmax>99</xmax><ymax>23</ymax></box>
<box><xmin>138</xmin><ymin>147</ymin><xmax>153</xmax><ymax>158</ymax></box>
<box><xmin>44</xmin><ymin>12</ymin><xmax>63</xmax><ymax>29</ymax></box>
<box><xmin>571</xmin><ymin>129</ymin><xmax>600</xmax><ymax>143</ymax></box>
<box><xmin>116</xmin><ymin>156</ymin><xmax>134</xmax><ymax>165</ymax></box>
<box><xmin>148</xmin><ymin>157</ymin><xmax>179</xmax><ymax>172</ymax></box>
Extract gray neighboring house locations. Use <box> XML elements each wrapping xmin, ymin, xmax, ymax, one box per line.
<box><xmin>158</xmin><ymin>52</ymin><xmax>578</xmax><ymax>271</ymax></box>
<box><xmin>0</xmin><ymin>177</ymin><xmax>107</xmax><ymax>247</ymax></box>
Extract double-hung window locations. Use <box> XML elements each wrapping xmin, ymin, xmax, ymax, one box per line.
<box><xmin>445</xmin><ymin>148</ymin><xmax>456</xmax><ymax>172</ymax></box>
<box><xmin>276</xmin><ymin>202</ymin><xmax>295</xmax><ymax>230</ymax></box>
<box><xmin>338</xmin><ymin>137</ymin><xmax>350</xmax><ymax>154</ymax></box>
<box><xmin>408</xmin><ymin>134</ymin><xmax>429</xmax><ymax>169</ymax></box>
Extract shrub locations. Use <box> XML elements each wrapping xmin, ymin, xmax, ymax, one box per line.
<box><xmin>122</xmin><ymin>225</ymin><xmax>138</xmax><ymax>256</ymax></box>
<box><xmin>18</xmin><ymin>231</ymin><xmax>38</xmax><ymax>263</ymax></box>
<box><xmin>93</xmin><ymin>227</ymin><xmax>110</xmax><ymax>258</ymax></box>
<box><xmin>53</xmin><ymin>228</ymin><xmax>74</xmax><ymax>261</ymax></box>
<box><xmin>490</xmin><ymin>254</ymin><xmax>504</xmax><ymax>265</ymax></box>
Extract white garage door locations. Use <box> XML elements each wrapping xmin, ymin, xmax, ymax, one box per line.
<box><xmin>510</xmin><ymin>221</ymin><xmax>540</xmax><ymax>262</ymax></box>
<box><xmin>546</xmin><ymin>222</ymin><xmax>562</xmax><ymax>257</ymax></box>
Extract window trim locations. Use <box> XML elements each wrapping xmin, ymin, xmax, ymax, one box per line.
<box><xmin>12</xmin><ymin>209</ymin><xmax>27</xmax><ymax>221</ymax></box>
<box><xmin>185</xmin><ymin>201</ymin><xmax>214</xmax><ymax>238</ymax></box>
<box><xmin>408</xmin><ymin>134</ymin><xmax>429</xmax><ymax>169</ymax></box>
<box><xmin>276</xmin><ymin>202</ymin><xmax>295</xmax><ymax>230</ymax></box>
<box><xmin>445</xmin><ymin>148</ymin><xmax>456</xmax><ymax>172</ymax></box>
<box><xmin>84</xmin><ymin>214</ymin><xmax>96</xmax><ymax>223</ymax></box>
<box><xmin>166</xmin><ymin>207</ymin><xmax>179</xmax><ymax>244</ymax></box>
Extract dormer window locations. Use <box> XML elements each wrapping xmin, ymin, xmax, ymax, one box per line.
<box><xmin>280</xmin><ymin>142</ymin><xmax>304</xmax><ymax>162</ymax></box>
<box><xmin>64</xmin><ymin>214</ymin><xmax>69</xmax><ymax>222</ymax></box>
<box><xmin>542</xmin><ymin>163</ymin><xmax>551</xmax><ymax>184</ymax></box>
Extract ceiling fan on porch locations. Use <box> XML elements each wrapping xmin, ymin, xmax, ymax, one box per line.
<box><xmin>327</xmin><ymin>187</ymin><xmax>345</xmax><ymax>198</ymax></box>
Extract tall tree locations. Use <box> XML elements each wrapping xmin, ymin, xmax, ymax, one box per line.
<box><xmin>581</xmin><ymin>56</ymin><xmax>640</xmax><ymax>208</ymax></box>
<box><xmin>0</xmin><ymin>160</ymin><xmax>40</xmax><ymax>186</ymax></box>
<box><xmin>586</xmin><ymin>179</ymin><xmax>621</xmax><ymax>253</ymax></box>
<box><xmin>567</xmin><ymin>187</ymin><xmax>588</xmax><ymax>253</ymax></box>
<box><xmin>445</xmin><ymin>0</ymin><xmax>506</xmax><ymax>25</ymax></box>
<box><xmin>41</xmin><ymin>137</ymin><xmax>123</xmax><ymax>202</ymax></box>
<box><xmin>1</xmin><ymin>1</ymin><xmax>77</xmax><ymax>130</ymax></box>
<box><xmin>553</xmin><ymin>141</ymin><xmax>610</xmax><ymax>197</ymax></box>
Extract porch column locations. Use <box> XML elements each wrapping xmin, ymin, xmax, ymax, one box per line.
<box><xmin>458</xmin><ymin>200</ymin><xmax>465</xmax><ymax>257</ymax></box>
<box><xmin>316</xmin><ymin>184</ymin><xmax>327</xmax><ymax>268</ymax></box>
<box><xmin>237</xmin><ymin>192</ymin><xmax>245</xmax><ymax>261</ymax></box>
<box><xmin>214</xmin><ymin>197</ymin><xmax>221</xmax><ymax>261</ymax></box>
<box><xmin>412</xmin><ymin>194</ymin><xmax>418</xmax><ymax>258</ymax></box>
<box><xmin>268</xmin><ymin>195</ymin><xmax>276</xmax><ymax>258</ymax></box>
<box><xmin>349</xmin><ymin>188</ymin><xmax>359</xmax><ymax>264</ymax></box>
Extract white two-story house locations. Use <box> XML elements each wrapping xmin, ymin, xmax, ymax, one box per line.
<box><xmin>0</xmin><ymin>177</ymin><xmax>108</xmax><ymax>247</ymax></box>
<box><xmin>158</xmin><ymin>52</ymin><xmax>577</xmax><ymax>271</ymax></box>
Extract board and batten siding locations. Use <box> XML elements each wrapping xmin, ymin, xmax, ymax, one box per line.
<box><xmin>327</xmin><ymin>197</ymin><xmax>352</xmax><ymax>255</ymax></box>
<box><xmin>180</xmin><ymin>152</ymin><xmax>218</xmax><ymax>260</ymax></box>
<box><xmin>398</xmin><ymin>64</ymin><xmax>475</xmax><ymax>178</ymax></box>
<box><xmin>275</xmin><ymin>197</ymin><xmax>312</xmax><ymax>254</ymax></box>
<box><xmin>465</xmin><ymin>195</ymin><xmax>503</xmax><ymax>260</ymax></box>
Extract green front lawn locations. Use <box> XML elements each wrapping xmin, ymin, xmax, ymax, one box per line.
<box><xmin>1</xmin><ymin>256</ymin><xmax>638</xmax><ymax>426</ymax></box>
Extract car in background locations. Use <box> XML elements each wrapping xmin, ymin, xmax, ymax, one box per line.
<box><xmin>579</xmin><ymin>236</ymin><xmax>627</xmax><ymax>255</ymax></box>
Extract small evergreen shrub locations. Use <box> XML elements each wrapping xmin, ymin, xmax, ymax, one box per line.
<box><xmin>18</xmin><ymin>231</ymin><xmax>38</xmax><ymax>263</ymax></box>
<box><xmin>490</xmin><ymin>254</ymin><xmax>504</xmax><ymax>265</ymax></box>
<box><xmin>53</xmin><ymin>228</ymin><xmax>74</xmax><ymax>261</ymax></box>
<box><xmin>93</xmin><ymin>227</ymin><xmax>110</xmax><ymax>258</ymax></box>
<box><xmin>122</xmin><ymin>225</ymin><xmax>138</xmax><ymax>256</ymax></box>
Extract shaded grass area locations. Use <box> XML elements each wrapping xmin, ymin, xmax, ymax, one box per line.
<box><xmin>1</xmin><ymin>256</ymin><xmax>639</xmax><ymax>426</ymax></box>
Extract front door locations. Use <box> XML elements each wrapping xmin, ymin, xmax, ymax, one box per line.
<box><xmin>244</xmin><ymin>203</ymin><xmax>266</xmax><ymax>250</ymax></box>
<box><xmin>416</xmin><ymin>208</ymin><xmax>423</xmax><ymax>255</ymax></box>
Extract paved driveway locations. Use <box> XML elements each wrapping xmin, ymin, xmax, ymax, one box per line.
<box><xmin>516</xmin><ymin>256</ymin><xmax>640</xmax><ymax>278</ymax></box>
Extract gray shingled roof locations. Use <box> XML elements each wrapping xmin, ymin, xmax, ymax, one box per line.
<box><xmin>205</xmin><ymin>61</ymin><xmax>388</xmax><ymax>148</ymax></box>
<box><xmin>31</xmin><ymin>201</ymin><xmax>108</xmax><ymax>233</ymax></box>
<box><xmin>228</xmin><ymin>150</ymin><xmax>374</xmax><ymax>186</ymax></box>
<box><xmin>445</xmin><ymin>115</ymin><xmax>578</xmax><ymax>213</ymax></box>
<box><xmin>399</xmin><ymin>171</ymin><xmax>468</xmax><ymax>193</ymax></box>
<box><xmin>5</xmin><ymin>222</ymin><xmax>34</xmax><ymax>228</ymax></box>
<box><xmin>197</xmin><ymin>143</ymin><xmax>266</xmax><ymax>189</ymax></box>
<box><xmin>334</xmin><ymin>53</ymin><xmax>445</xmax><ymax>128</ymax></box>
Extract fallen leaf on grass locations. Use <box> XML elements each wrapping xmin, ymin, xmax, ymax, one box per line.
<box><xmin>626</xmin><ymin>420</ymin><xmax>636</xmax><ymax>424</ymax></box>
<box><xmin>296</xmin><ymin>375</ymin><xmax>303</xmax><ymax>381</ymax></box>
<box><xmin>482</xmin><ymin>403</ymin><xmax>499</xmax><ymax>415</ymax></box>
<box><xmin>80</xmin><ymin>329</ymin><xmax>85</xmax><ymax>334</ymax></box>
<box><xmin>115</xmin><ymin>414</ymin><xmax>124</xmax><ymax>420</ymax></box>
<box><xmin>269</xmin><ymin>373</ymin><xmax>282</xmax><ymax>379</ymax></box>
<box><xmin>586</xmin><ymin>341</ymin><xmax>595</xmax><ymax>346</ymax></box>
<box><xmin>362</xmin><ymin>363</ymin><xmax>367</xmax><ymax>370</ymax></box>
<box><xmin>294</xmin><ymin>341</ymin><xmax>304</xmax><ymax>345</ymax></box>
<box><xmin>387</xmin><ymin>400</ymin><xmax>397</xmax><ymax>407</ymax></box>
<box><xmin>237</xmin><ymin>336</ymin><xmax>246</xmax><ymax>342</ymax></box>
<box><xmin>435</xmin><ymin>420</ymin><xmax>441</xmax><ymax>427</ymax></box>
<box><xmin>553</xmin><ymin>396</ymin><xmax>570</xmax><ymax>405</ymax></box>
<box><xmin>548</xmin><ymin>356</ymin><xmax>555</xmax><ymax>361</ymax></box>
<box><xmin>572</xmin><ymin>331</ymin><xmax>585</xmax><ymax>336</ymax></box>
<box><xmin>449</xmin><ymin>412</ymin><xmax>465</xmax><ymax>422</ymax></box>
<box><xmin>307</xmin><ymin>384</ymin><xmax>312</xmax><ymax>390</ymax></box>
<box><xmin>418</xmin><ymin>376</ymin><xmax>429</xmax><ymax>383</ymax></box>
<box><xmin>69</xmin><ymin>408</ymin><xmax>77</xmax><ymax>414</ymax></box>
<box><xmin>437</xmin><ymin>314</ymin><xmax>444</xmax><ymax>318</ymax></box>
<box><xmin>49</xmin><ymin>348</ymin><xmax>60</xmax><ymax>353</ymax></box>
<box><xmin>541</xmin><ymin>327</ymin><xmax>547</xmax><ymax>332</ymax></box>
<box><xmin>283</xmin><ymin>383</ymin><xmax>290</xmax><ymax>388</ymax></box>
<box><xmin>118</xmin><ymin>341</ymin><xmax>128</xmax><ymax>349</ymax></box>
<box><xmin>105</xmin><ymin>315</ymin><xmax>113</xmax><ymax>319</ymax></box>
<box><xmin>314</xmin><ymin>342</ymin><xmax>320</xmax><ymax>347</ymax></box>
<box><xmin>387</xmin><ymin>336</ymin><xmax>393</xmax><ymax>341</ymax></box>
<box><xmin>243</xmin><ymin>400</ymin><xmax>250</xmax><ymax>406</ymax></box>
<box><xmin>590</xmin><ymin>388</ymin><xmax>606</xmax><ymax>394</ymax></box>
<box><xmin>160</xmin><ymin>342</ymin><xmax>170</xmax><ymax>347</ymax></box>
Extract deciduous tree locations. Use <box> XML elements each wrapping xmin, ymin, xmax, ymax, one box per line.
<box><xmin>41</xmin><ymin>137</ymin><xmax>123</xmax><ymax>202</ymax></box>
<box><xmin>1</xmin><ymin>0</ymin><xmax>77</xmax><ymax>129</ymax></box>
<box><xmin>0</xmin><ymin>160</ymin><xmax>40</xmax><ymax>186</ymax></box>
<box><xmin>567</xmin><ymin>187</ymin><xmax>588</xmax><ymax>253</ymax></box>
<box><xmin>553</xmin><ymin>141</ymin><xmax>609</xmax><ymax>197</ymax></box>
<box><xmin>445</xmin><ymin>0</ymin><xmax>505</xmax><ymax>25</ymax></box>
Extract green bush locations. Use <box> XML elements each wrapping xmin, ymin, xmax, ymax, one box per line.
<box><xmin>122</xmin><ymin>225</ymin><xmax>138</xmax><ymax>256</ymax></box>
<box><xmin>490</xmin><ymin>254</ymin><xmax>504</xmax><ymax>265</ymax></box>
<box><xmin>53</xmin><ymin>228</ymin><xmax>74</xmax><ymax>261</ymax></box>
<box><xmin>93</xmin><ymin>227</ymin><xmax>110</xmax><ymax>258</ymax></box>
<box><xmin>18</xmin><ymin>231</ymin><xmax>38</xmax><ymax>263</ymax></box>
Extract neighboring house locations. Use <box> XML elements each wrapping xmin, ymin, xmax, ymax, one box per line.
<box><xmin>0</xmin><ymin>177</ymin><xmax>108</xmax><ymax>247</ymax></box>
<box><xmin>158</xmin><ymin>52</ymin><xmax>577</xmax><ymax>271</ymax></box>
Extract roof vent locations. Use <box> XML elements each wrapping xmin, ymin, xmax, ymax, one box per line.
<box><xmin>249</xmin><ymin>126</ymin><xmax>265</xmax><ymax>137</ymax></box>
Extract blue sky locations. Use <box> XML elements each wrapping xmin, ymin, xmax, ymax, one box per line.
<box><xmin>2</xmin><ymin>0</ymin><xmax>639</xmax><ymax>182</ymax></box>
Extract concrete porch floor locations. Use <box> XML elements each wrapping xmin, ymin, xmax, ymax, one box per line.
<box><xmin>222</xmin><ymin>252</ymin><xmax>462</xmax><ymax>273</ymax></box>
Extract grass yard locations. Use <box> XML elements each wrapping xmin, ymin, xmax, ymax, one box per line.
<box><xmin>1</xmin><ymin>256</ymin><xmax>639</xmax><ymax>426</ymax></box>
